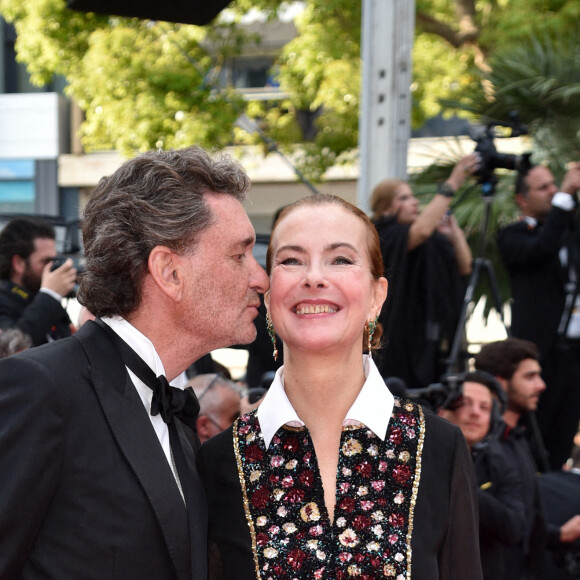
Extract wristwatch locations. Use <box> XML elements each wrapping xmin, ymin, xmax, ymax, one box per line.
<box><xmin>437</xmin><ymin>182</ymin><xmax>456</xmax><ymax>198</ymax></box>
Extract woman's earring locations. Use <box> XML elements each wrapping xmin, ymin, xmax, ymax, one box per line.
<box><xmin>266</xmin><ymin>312</ymin><xmax>279</xmax><ymax>361</ymax></box>
<box><xmin>366</xmin><ymin>317</ymin><xmax>377</xmax><ymax>354</ymax></box>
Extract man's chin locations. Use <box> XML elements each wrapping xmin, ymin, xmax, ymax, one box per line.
<box><xmin>236</xmin><ymin>327</ymin><xmax>258</xmax><ymax>346</ymax></box>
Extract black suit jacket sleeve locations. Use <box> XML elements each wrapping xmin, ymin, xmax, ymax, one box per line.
<box><xmin>419</xmin><ymin>412</ymin><xmax>483</xmax><ymax>580</ymax></box>
<box><xmin>475</xmin><ymin>440</ymin><xmax>526</xmax><ymax>546</ymax></box>
<box><xmin>0</xmin><ymin>354</ymin><xmax>71</xmax><ymax>578</ymax></box>
<box><xmin>0</xmin><ymin>284</ymin><xmax>71</xmax><ymax>345</ymax></box>
<box><xmin>497</xmin><ymin>206</ymin><xmax>574</xmax><ymax>268</ymax></box>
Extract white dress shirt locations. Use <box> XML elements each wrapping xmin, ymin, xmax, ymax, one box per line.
<box><xmin>102</xmin><ymin>316</ymin><xmax>187</xmax><ymax>480</ymax></box>
<box><xmin>257</xmin><ymin>354</ymin><xmax>395</xmax><ymax>449</ymax></box>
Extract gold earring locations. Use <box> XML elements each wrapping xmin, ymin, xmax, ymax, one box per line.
<box><xmin>266</xmin><ymin>312</ymin><xmax>278</xmax><ymax>361</ymax></box>
<box><xmin>366</xmin><ymin>317</ymin><xmax>377</xmax><ymax>354</ymax></box>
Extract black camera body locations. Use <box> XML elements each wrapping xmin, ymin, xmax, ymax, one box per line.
<box><xmin>472</xmin><ymin>113</ymin><xmax>531</xmax><ymax>191</ymax></box>
<box><xmin>49</xmin><ymin>255</ymin><xmax>85</xmax><ymax>298</ymax></box>
<box><xmin>50</xmin><ymin>256</ymin><xmax>68</xmax><ymax>271</ymax></box>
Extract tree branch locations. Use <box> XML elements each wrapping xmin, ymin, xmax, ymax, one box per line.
<box><xmin>416</xmin><ymin>0</ymin><xmax>480</xmax><ymax>48</ymax></box>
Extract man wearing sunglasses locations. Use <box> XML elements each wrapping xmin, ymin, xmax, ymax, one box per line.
<box><xmin>498</xmin><ymin>160</ymin><xmax>580</xmax><ymax>471</ymax></box>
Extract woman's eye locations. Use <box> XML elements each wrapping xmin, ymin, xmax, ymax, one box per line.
<box><xmin>279</xmin><ymin>257</ymin><xmax>301</xmax><ymax>266</ymax></box>
<box><xmin>332</xmin><ymin>256</ymin><xmax>354</xmax><ymax>265</ymax></box>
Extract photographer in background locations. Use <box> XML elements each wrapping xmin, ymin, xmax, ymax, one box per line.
<box><xmin>0</xmin><ymin>217</ymin><xmax>76</xmax><ymax>346</ymax></box>
<box><xmin>498</xmin><ymin>160</ymin><xmax>580</xmax><ymax>470</ymax></box>
<box><xmin>439</xmin><ymin>371</ymin><xmax>526</xmax><ymax>580</ymax></box>
<box><xmin>371</xmin><ymin>154</ymin><xmax>478</xmax><ymax>388</ymax></box>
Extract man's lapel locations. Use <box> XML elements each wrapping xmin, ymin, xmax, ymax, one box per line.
<box><xmin>74</xmin><ymin>323</ymin><xmax>193</xmax><ymax>580</ymax></box>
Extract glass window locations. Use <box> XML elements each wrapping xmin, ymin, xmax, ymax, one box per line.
<box><xmin>0</xmin><ymin>160</ymin><xmax>35</xmax><ymax>213</ymax></box>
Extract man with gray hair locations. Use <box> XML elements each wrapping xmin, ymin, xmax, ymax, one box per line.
<box><xmin>0</xmin><ymin>146</ymin><xmax>269</xmax><ymax>580</ymax></box>
<box><xmin>189</xmin><ymin>373</ymin><xmax>243</xmax><ymax>443</ymax></box>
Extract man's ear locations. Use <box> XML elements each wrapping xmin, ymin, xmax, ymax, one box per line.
<box><xmin>196</xmin><ymin>415</ymin><xmax>212</xmax><ymax>443</ymax></box>
<box><xmin>515</xmin><ymin>193</ymin><xmax>526</xmax><ymax>212</ymax></box>
<box><xmin>11</xmin><ymin>254</ymin><xmax>26</xmax><ymax>277</ymax></box>
<box><xmin>148</xmin><ymin>246</ymin><xmax>184</xmax><ymax>302</ymax></box>
<box><xmin>438</xmin><ymin>408</ymin><xmax>453</xmax><ymax>421</ymax></box>
<box><xmin>495</xmin><ymin>375</ymin><xmax>509</xmax><ymax>393</ymax></box>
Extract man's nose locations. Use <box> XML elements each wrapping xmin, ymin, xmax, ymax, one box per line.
<box><xmin>251</xmin><ymin>257</ymin><xmax>269</xmax><ymax>294</ymax></box>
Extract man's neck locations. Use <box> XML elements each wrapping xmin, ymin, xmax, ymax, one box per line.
<box><xmin>503</xmin><ymin>409</ymin><xmax>520</xmax><ymax>429</ymax></box>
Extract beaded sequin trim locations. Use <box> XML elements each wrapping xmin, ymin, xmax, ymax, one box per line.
<box><xmin>234</xmin><ymin>399</ymin><xmax>425</xmax><ymax>579</ymax></box>
<box><xmin>233</xmin><ymin>416</ymin><xmax>261</xmax><ymax>579</ymax></box>
<box><xmin>405</xmin><ymin>403</ymin><xmax>425</xmax><ymax>577</ymax></box>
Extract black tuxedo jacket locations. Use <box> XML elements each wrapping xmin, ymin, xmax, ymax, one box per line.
<box><xmin>497</xmin><ymin>206</ymin><xmax>578</xmax><ymax>359</ymax></box>
<box><xmin>0</xmin><ymin>321</ymin><xmax>207</xmax><ymax>580</ymax></box>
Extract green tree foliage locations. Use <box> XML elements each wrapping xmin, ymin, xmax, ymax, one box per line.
<box><xmin>445</xmin><ymin>30</ymin><xmax>580</xmax><ymax>179</ymax></box>
<box><xmin>0</xmin><ymin>0</ymin><xmax>576</xmax><ymax>176</ymax></box>
<box><xmin>0</xmin><ymin>0</ymin><xmax>247</xmax><ymax>154</ymax></box>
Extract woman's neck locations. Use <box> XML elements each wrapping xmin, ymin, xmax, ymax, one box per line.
<box><xmin>282</xmin><ymin>348</ymin><xmax>367</xmax><ymax>433</ymax></box>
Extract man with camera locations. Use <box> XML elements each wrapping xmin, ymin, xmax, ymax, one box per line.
<box><xmin>0</xmin><ymin>217</ymin><xmax>76</xmax><ymax>346</ymax></box>
<box><xmin>498</xmin><ymin>161</ymin><xmax>580</xmax><ymax>470</ymax></box>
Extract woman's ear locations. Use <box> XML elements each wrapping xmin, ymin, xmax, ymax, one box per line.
<box><xmin>371</xmin><ymin>277</ymin><xmax>388</xmax><ymax>319</ymax></box>
<box><xmin>148</xmin><ymin>246</ymin><xmax>184</xmax><ymax>302</ymax></box>
<box><xmin>264</xmin><ymin>289</ymin><xmax>271</xmax><ymax>311</ymax></box>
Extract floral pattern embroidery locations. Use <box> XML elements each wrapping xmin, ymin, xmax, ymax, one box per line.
<box><xmin>234</xmin><ymin>399</ymin><xmax>425</xmax><ymax>579</ymax></box>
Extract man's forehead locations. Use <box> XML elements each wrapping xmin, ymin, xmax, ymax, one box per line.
<box><xmin>527</xmin><ymin>166</ymin><xmax>553</xmax><ymax>185</ymax></box>
<box><xmin>516</xmin><ymin>358</ymin><xmax>541</xmax><ymax>374</ymax></box>
<box><xmin>32</xmin><ymin>237</ymin><xmax>55</xmax><ymax>254</ymax></box>
<box><xmin>463</xmin><ymin>382</ymin><xmax>493</xmax><ymax>402</ymax></box>
<box><xmin>205</xmin><ymin>193</ymin><xmax>254</xmax><ymax>231</ymax></box>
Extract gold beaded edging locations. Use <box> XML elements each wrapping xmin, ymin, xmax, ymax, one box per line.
<box><xmin>406</xmin><ymin>403</ymin><xmax>425</xmax><ymax>578</ymax></box>
<box><xmin>233</xmin><ymin>416</ymin><xmax>261</xmax><ymax>579</ymax></box>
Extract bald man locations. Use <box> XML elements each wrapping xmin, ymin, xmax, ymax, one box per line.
<box><xmin>189</xmin><ymin>373</ymin><xmax>243</xmax><ymax>443</ymax></box>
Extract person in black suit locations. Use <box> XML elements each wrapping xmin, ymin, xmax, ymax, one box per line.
<box><xmin>0</xmin><ymin>217</ymin><xmax>77</xmax><ymax>345</ymax></box>
<box><xmin>498</xmin><ymin>161</ymin><xmax>580</xmax><ymax>469</ymax></box>
<box><xmin>539</xmin><ymin>446</ymin><xmax>580</xmax><ymax>579</ymax></box>
<box><xmin>0</xmin><ymin>146</ymin><xmax>269</xmax><ymax>580</ymax></box>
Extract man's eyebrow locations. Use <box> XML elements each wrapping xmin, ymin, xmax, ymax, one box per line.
<box><xmin>232</xmin><ymin>236</ymin><xmax>256</xmax><ymax>250</ymax></box>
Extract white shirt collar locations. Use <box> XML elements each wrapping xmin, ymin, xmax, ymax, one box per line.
<box><xmin>101</xmin><ymin>316</ymin><xmax>187</xmax><ymax>388</ymax></box>
<box><xmin>257</xmin><ymin>355</ymin><xmax>394</xmax><ymax>449</ymax></box>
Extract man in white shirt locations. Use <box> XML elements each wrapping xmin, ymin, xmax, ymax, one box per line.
<box><xmin>498</xmin><ymin>161</ymin><xmax>580</xmax><ymax>470</ymax></box>
<box><xmin>0</xmin><ymin>146</ymin><xmax>269</xmax><ymax>580</ymax></box>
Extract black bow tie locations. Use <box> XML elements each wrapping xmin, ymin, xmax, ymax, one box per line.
<box><xmin>150</xmin><ymin>375</ymin><xmax>199</xmax><ymax>430</ymax></box>
<box><xmin>95</xmin><ymin>319</ymin><xmax>200</xmax><ymax>431</ymax></box>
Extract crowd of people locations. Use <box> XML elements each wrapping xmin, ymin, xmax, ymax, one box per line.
<box><xmin>0</xmin><ymin>144</ymin><xmax>579</xmax><ymax>579</ymax></box>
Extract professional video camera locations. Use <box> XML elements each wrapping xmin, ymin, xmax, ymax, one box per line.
<box><xmin>403</xmin><ymin>374</ymin><xmax>464</xmax><ymax>412</ymax></box>
<box><xmin>471</xmin><ymin>112</ymin><xmax>532</xmax><ymax>191</ymax></box>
